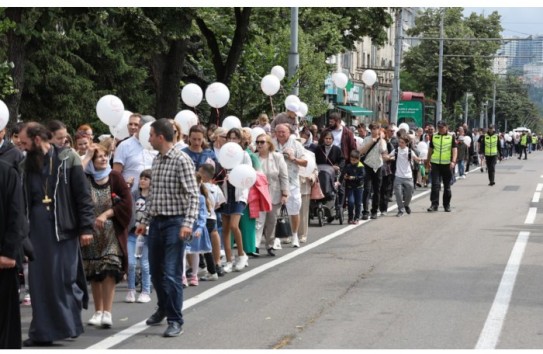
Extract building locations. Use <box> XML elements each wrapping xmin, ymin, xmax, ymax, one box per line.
<box><xmin>325</xmin><ymin>7</ymin><xmax>419</xmax><ymax>126</ymax></box>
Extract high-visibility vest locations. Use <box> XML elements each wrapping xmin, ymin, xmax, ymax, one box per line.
<box><xmin>521</xmin><ymin>135</ymin><xmax>527</xmax><ymax>146</ymax></box>
<box><xmin>431</xmin><ymin>134</ymin><xmax>453</xmax><ymax>164</ymax></box>
<box><xmin>532</xmin><ymin>136</ymin><xmax>537</xmax><ymax>144</ymax></box>
<box><xmin>484</xmin><ymin>134</ymin><xmax>498</xmax><ymax>156</ymax></box>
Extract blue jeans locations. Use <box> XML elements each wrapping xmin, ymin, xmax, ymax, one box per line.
<box><xmin>457</xmin><ymin>160</ymin><xmax>465</xmax><ymax>176</ymax></box>
<box><xmin>346</xmin><ymin>187</ymin><xmax>362</xmax><ymax>220</ymax></box>
<box><xmin>148</xmin><ymin>216</ymin><xmax>186</xmax><ymax>325</ymax></box>
<box><xmin>127</xmin><ymin>233</ymin><xmax>151</xmax><ymax>293</ymax></box>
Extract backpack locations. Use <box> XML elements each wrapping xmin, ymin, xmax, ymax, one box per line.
<box><xmin>390</xmin><ymin>147</ymin><xmax>412</xmax><ymax>175</ymax></box>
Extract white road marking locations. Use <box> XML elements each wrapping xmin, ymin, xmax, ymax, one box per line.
<box><xmin>537</xmin><ymin>183</ymin><xmax>543</xmax><ymax>191</ymax></box>
<box><xmin>533</xmin><ymin>192</ymin><xmax>541</xmax><ymax>203</ymax></box>
<box><xmin>524</xmin><ymin>207</ymin><xmax>537</xmax><ymax>224</ymax></box>
<box><xmin>475</xmin><ymin>231</ymin><xmax>530</xmax><ymax>349</ymax></box>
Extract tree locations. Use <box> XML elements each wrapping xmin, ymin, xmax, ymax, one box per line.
<box><xmin>402</xmin><ymin>8</ymin><xmax>502</xmax><ymax>124</ymax></box>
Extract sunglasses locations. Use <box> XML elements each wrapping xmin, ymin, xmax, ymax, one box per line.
<box><xmin>255</xmin><ymin>140</ymin><xmax>266</xmax><ymax>145</ymax></box>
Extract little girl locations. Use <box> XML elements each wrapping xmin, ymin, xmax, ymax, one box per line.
<box><xmin>183</xmin><ymin>175</ymin><xmax>213</xmax><ymax>287</ymax></box>
<box><xmin>125</xmin><ymin>170</ymin><xmax>152</xmax><ymax>303</ymax></box>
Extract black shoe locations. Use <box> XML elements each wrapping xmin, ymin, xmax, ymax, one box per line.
<box><xmin>427</xmin><ymin>206</ymin><xmax>438</xmax><ymax>212</ymax></box>
<box><xmin>267</xmin><ymin>248</ymin><xmax>276</xmax><ymax>257</ymax></box>
<box><xmin>23</xmin><ymin>339</ymin><xmax>53</xmax><ymax>347</ymax></box>
<box><xmin>481</xmin><ymin>168</ymin><xmax>484</xmax><ymax>173</ymax></box>
<box><xmin>247</xmin><ymin>249</ymin><xmax>260</xmax><ymax>258</ymax></box>
<box><xmin>370</xmin><ymin>213</ymin><xmax>378</xmax><ymax>219</ymax></box>
<box><xmin>215</xmin><ymin>265</ymin><xmax>225</xmax><ymax>277</ymax></box>
<box><xmin>489</xmin><ymin>182</ymin><xmax>495</xmax><ymax>186</ymax></box>
<box><xmin>361</xmin><ymin>213</ymin><xmax>369</xmax><ymax>220</ymax></box>
<box><xmin>396</xmin><ymin>211</ymin><xmax>404</xmax><ymax>217</ymax></box>
<box><xmin>163</xmin><ymin>322</ymin><xmax>183</xmax><ymax>337</ymax></box>
<box><xmin>444</xmin><ymin>206</ymin><xmax>451</xmax><ymax>212</ymax></box>
<box><xmin>146</xmin><ymin>310</ymin><xmax>166</xmax><ymax>326</ymax></box>
<box><xmin>405</xmin><ymin>206</ymin><xmax>411</xmax><ymax>215</ymax></box>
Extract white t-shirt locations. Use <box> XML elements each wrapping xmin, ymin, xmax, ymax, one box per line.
<box><xmin>331</xmin><ymin>127</ymin><xmax>342</xmax><ymax>147</ymax></box>
<box><xmin>204</xmin><ymin>182</ymin><xmax>226</xmax><ymax>221</ymax></box>
<box><xmin>390</xmin><ymin>146</ymin><xmax>415</xmax><ymax>179</ymax></box>
<box><xmin>113</xmin><ymin>136</ymin><xmax>157</xmax><ymax>192</ymax></box>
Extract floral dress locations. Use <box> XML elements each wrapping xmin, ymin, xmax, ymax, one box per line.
<box><xmin>82</xmin><ymin>177</ymin><xmax>124</xmax><ymax>283</ymax></box>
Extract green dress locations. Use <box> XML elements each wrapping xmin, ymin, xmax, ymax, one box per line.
<box><xmin>233</xmin><ymin>148</ymin><xmax>261</xmax><ymax>253</ymax></box>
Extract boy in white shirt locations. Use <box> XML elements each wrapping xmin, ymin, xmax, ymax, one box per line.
<box><xmin>389</xmin><ymin>136</ymin><xmax>422</xmax><ymax>217</ymax></box>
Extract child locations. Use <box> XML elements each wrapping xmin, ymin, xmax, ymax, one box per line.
<box><xmin>340</xmin><ymin>150</ymin><xmax>365</xmax><ymax>224</ymax></box>
<box><xmin>198</xmin><ymin>163</ymin><xmax>226</xmax><ymax>279</ymax></box>
<box><xmin>126</xmin><ymin>170</ymin><xmax>152</xmax><ymax>303</ymax></box>
<box><xmin>457</xmin><ymin>136</ymin><xmax>469</xmax><ymax>179</ymax></box>
<box><xmin>183</xmin><ymin>175</ymin><xmax>213</xmax><ymax>286</ymax></box>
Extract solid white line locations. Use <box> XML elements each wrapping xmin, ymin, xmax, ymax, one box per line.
<box><xmin>89</xmin><ymin>187</ymin><xmax>433</xmax><ymax>349</ymax></box>
<box><xmin>475</xmin><ymin>231</ymin><xmax>530</xmax><ymax>349</ymax></box>
<box><xmin>533</xmin><ymin>192</ymin><xmax>541</xmax><ymax>203</ymax></box>
<box><xmin>536</xmin><ymin>183</ymin><xmax>543</xmax><ymax>191</ymax></box>
<box><xmin>525</xmin><ymin>207</ymin><xmax>537</xmax><ymax>224</ymax></box>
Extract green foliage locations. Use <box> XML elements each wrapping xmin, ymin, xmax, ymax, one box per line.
<box><xmin>402</xmin><ymin>7</ymin><xmax>503</xmax><ymax>123</ymax></box>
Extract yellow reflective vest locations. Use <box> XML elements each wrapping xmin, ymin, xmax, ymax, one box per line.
<box><xmin>484</xmin><ymin>134</ymin><xmax>498</xmax><ymax>156</ymax></box>
<box><xmin>431</xmin><ymin>134</ymin><xmax>453</xmax><ymax>164</ymax></box>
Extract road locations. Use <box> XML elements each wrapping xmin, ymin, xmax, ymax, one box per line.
<box><xmin>20</xmin><ymin>151</ymin><xmax>543</xmax><ymax>349</ymax></box>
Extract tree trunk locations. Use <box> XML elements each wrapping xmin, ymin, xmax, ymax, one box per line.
<box><xmin>150</xmin><ymin>38</ymin><xmax>189</xmax><ymax>118</ymax></box>
<box><xmin>5</xmin><ymin>8</ymin><xmax>25</xmax><ymax>127</ymax></box>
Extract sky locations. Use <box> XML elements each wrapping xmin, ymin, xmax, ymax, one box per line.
<box><xmin>463</xmin><ymin>7</ymin><xmax>543</xmax><ymax>37</ymax></box>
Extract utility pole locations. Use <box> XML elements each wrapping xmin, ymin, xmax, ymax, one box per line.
<box><xmin>464</xmin><ymin>92</ymin><xmax>469</xmax><ymax>125</ymax></box>
<box><xmin>390</xmin><ymin>8</ymin><xmax>403</xmax><ymax>125</ymax></box>
<box><xmin>436</xmin><ymin>11</ymin><xmax>444</xmax><ymax>123</ymax></box>
<box><xmin>289</xmin><ymin>7</ymin><xmax>299</xmax><ymax>96</ymax></box>
<box><xmin>491</xmin><ymin>80</ymin><xmax>496</xmax><ymax>126</ymax></box>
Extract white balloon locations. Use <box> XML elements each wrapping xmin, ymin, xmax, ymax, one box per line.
<box><xmin>205</xmin><ymin>82</ymin><xmax>230</xmax><ymax>109</ymax></box>
<box><xmin>362</xmin><ymin>70</ymin><xmax>377</xmax><ymax>86</ymax></box>
<box><xmin>463</xmin><ymin>136</ymin><xmax>472</xmax><ymax>148</ymax></box>
<box><xmin>505</xmin><ymin>135</ymin><xmax>512</xmax><ymax>142</ymax></box>
<box><xmin>222</xmin><ymin>116</ymin><xmax>242</xmax><ymax>132</ymax></box>
<box><xmin>284</xmin><ymin>95</ymin><xmax>300</xmax><ymax>110</ymax></box>
<box><xmin>229</xmin><ymin>164</ymin><xmax>257</xmax><ymax>189</ymax></box>
<box><xmin>332</xmin><ymin>72</ymin><xmax>348</xmax><ymax>89</ymax></box>
<box><xmin>181</xmin><ymin>83</ymin><xmax>203</xmax><ymax>107</ymax></box>
<box><xmin>218</xmin><ymin>142</ymin><xmax>244</xmax><ymax>169</ymax></box>
<box><xmin>297</xmin><ymin>102</ymin><xmax>308</xmax><ymax>117</ymax></box>
<box><xmin>398</xmin><ymin>123</ymin><xmax>410</xmax><ymax>132</ymax></box>
<box><xmin>271</xmin><ymin>65</ymin><xmax>286</xmax><ymax>81</ymax></box>
<box><xmin>0</xmin><ymin>100</ymin><xmax>9</xmax><ymax>131</ymax></box>
<box><xmin>251</xmin><ymin>127</ymin><xmax>266</xmax><ymax>143</ymax></box>
<box><xmin>96</xmin><ymin>95</ymin><xmax>124</xmax><ymax>126</ymax></box>
<box><xmin>261</xmin><ymin>74</ymin><xmax>281</xmax><ymax>96</ymax></box>
<box><xmin>298</xmin><ymin>150</ymin><xmax>316</xmax><ymax>178</ymax></box>
<box><xmin>110</xmin><ymin>111</ymin><xmax>132</xmax><ymax>140</ymax></box>
<box><xmin>138</xmin><ymin>121</ymin><xmax>154</xmax><ymax>150</ymax></box>
<box><xmin>174</xmin><ymin>110</ymin><xmax>198</xmax><ymax>136</ymax></box>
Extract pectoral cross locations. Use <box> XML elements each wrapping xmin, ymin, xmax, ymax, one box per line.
<box><xmin>43</xmin><ymin>195</ymin><xmax>52</xmax><ymax>211</ymax></box>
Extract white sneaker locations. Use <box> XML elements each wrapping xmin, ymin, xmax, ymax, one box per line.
<box><xmin>233</xmin><ymin>254</ymin><xmax>249</xmax><ymax>272</ymax></box>
<box><xmin>300</xmin><ymin>236</ymin><xmax>307</xmax><ymax>243</ymax></box>
<box><xmin>137</xmin><ymin>292</ymin><xmax>151</xmax><ymax>303</ymax></box>
<box><xmin>200</xmin><ymin>272</ymin><xmax>219</xmax><ymax>281</ymax></box>
<box><xmin>88</xmin><ymin>311</ymin><xmax>103</xmax><ymax>326</ymax></box>
<box><xmin>125</xmin><ymin>289</ymin><xmax>136</xmax><ymax>303</ymax></box>
<box><xmin>223</xmin><ymin>262</ymin><xmax>233</xmax><ymax>273</ymax></box>
<box><xmin>282</xmin><ymin>236</ymin><xmax>292</xmax><ymax>244</ymax></box>
<box><xmin>273</xmin><ymin>238</ymin><xmax>282</xmax><ymax>250</ymax></box>
<box><xmin>101</xmin><ymin>311</ymin><xmax>112</xmax><ymax>328</ymax></box>
<box><xmin>292</xmin><ymin>235</ymin><xmax>300</xmax><ymax>248</ymax></box>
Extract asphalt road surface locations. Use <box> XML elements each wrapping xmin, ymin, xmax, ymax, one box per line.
<box><xmin>20</xmin><ymin>151</ymin><xmax>543</xmax><ymax>349</ymax></box>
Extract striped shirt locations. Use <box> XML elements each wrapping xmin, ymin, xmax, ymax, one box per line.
<box><xmin>140</xmin><ymin>147</ymin><xmax>199</xmax><ymax>230</ymax></box>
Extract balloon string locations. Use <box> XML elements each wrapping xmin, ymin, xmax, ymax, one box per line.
<box><xmin>216</xmin><ymin>108</ymin><xmax>220</xmax><ymax>126</ymax></box>
<box><xmin>343</xmin><ymin>88</ymin><xmax>347</xmax><ymax>105</ymax></box>
<box><xmin>270</xmin><ymin>96</ymin><xmax>276</xmax><ymax>118</ymax></box>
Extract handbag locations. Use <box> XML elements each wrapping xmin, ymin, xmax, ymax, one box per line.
<box><xmin>310</xmin><ymin>180</ymin><xmax>325</xmax><ymax>200</ymax></box>
<box><xmin>275</xmin><ymin>205</ymin><xmax>292</xmax><ymax>238</ymax></box>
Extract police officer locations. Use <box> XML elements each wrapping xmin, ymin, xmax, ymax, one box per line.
<box><xmin>425</xmin><ymin>121</ymin><xmax>457</xmax><ymax>212</ymax></box>
<box><xmin>518</xmin><ymin>132</ymin><xmax>528</xmax><ymax>160</ymax></box>
<box><xmin>484</xmin><ymin>125</ymin><xmax>501</xmax><ymax>186</ymax></box>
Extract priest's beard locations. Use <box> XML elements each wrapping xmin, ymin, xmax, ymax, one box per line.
<box><xmin>25</xmin><ymin>141</ymin><xmax>45</xmax><ymax>174</ymax></box>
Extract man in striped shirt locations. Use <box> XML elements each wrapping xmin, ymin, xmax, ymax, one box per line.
<box><xmin>136</xmin><ymin>118</ymin><xmax>199</xmax><ymax>338</ymax></box>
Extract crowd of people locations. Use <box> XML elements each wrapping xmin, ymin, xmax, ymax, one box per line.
<box><xmin>0</xmin><ymin>107</ymin><xmax>539</xmax><ymax>348</ymax></box>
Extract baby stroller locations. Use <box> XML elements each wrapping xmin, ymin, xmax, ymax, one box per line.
<box><xmin>309</xmin><ymin>164</ymin><xmax>344</xmax><ymax>226</ymax></box>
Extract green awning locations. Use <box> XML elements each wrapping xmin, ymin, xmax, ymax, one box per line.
<box><xmin>337</xmin><ymin>105</ymin><xmax>373</xmax><ymax>116</ymax></box>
